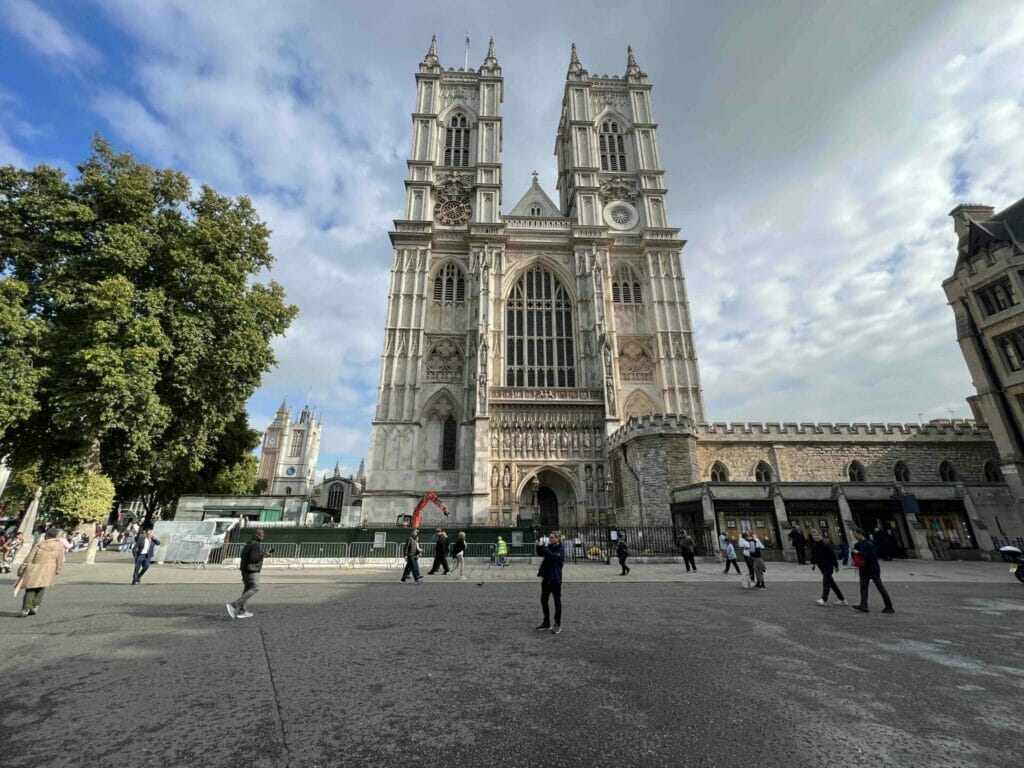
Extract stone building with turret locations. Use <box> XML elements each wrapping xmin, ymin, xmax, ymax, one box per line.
<box><xmin>257</xmin><ymin>400</ymin><xmax>322</xmax><ymax>497</ymax></box>
<box><xmin>362</xmin><ymin>38</ymin><xmax>1024</xmax><ymax>557</ymax></box>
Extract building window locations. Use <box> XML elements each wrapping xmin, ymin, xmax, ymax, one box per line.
<box><xmin>599</xmin><ymin>120</ymin><xmax>627</xmax><ymax>172</ymax></box>
<box><xmin>441</xmin><ymin>415</ymin><xmax>458</xmax><ymax>470</ymax></box>
<box><xmin>975</xmin><ymin>276</ymin><xmax>1017</xmax><ymax>316</ymax></box>
<box><xmin>505</xmin><ymin>265</ymin><xmax>576</xmax><ymax>388</ymax></box>
<box><xmin>754</xmin><ymin>461</ymin><xmax>773</xmax><ymax>483</ymax></box>
<box><xmin>327</xmin><ymin>482</ymin><xmax>344</xmax><ymax>509</ymax></box>
<box><xmin>289</xmin><ymin>430</ymin><xmax>305</xmax><ymax>457</ymax></box>
<box><xmin>529</xmin><ymin>204</ymin><xmax>542</xmax><ymax>216</ymax></box>
<box><xmin>284</xmin><ymin>487</ymin><xmax>292</xmax><ymax>495</ymax></box>
<box><xmin>443</xmin><ymin>114</ymin><xmax>471</xmax><ymax>167</ymax></box>
<box><xmin>612</xmin><ymin>264</ymin><xmax>643</xmax><ymax>304</ymax></box>
<box><xmin>995</xmin><ymin>330</ymin><xmax>1024</xmax><ymax>373</ymax></box>
<box><xmin>938</xmin><ymin>461</ymin><xmax>959</xmax><ymax>482</ymax></box>
<box><xmin>433</xmin><ymin>264</ymin><xmax>466</xmax><ymax>303</ymax></box>
<box><xmin>983</xmin><ymin>460</ymin><xmax>1002</xmax><ymax>482</ymax></box>
<box><xmin>710</xmin><ymin>461</ymin><xmax>729</xmax><ymax>482</ymax></box>
<box><xmin>893</xmin><ymin>461</ymin><xmax>911</xmax><ymax>482</ymax></box>
<box><xmin>847</xmin><ymin>461</ymin><xmax>867</xmax><ymax>482</ymax></box>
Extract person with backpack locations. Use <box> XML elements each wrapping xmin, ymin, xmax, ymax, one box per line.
<box><xmin>747</xmin><ymin>533</ymin><xmax>766</xmax><ymax>589</ymax></box>
<box><xmin>616</xmin><ymin>536</ymin><xmax>630</xmax><ymax>575</ymax></box>
<box><xmin>851</xmin><ymin>529</ymin><xmax>895</xmax><ymax>613</ymax></box>
<box><xmin>226</xmin><ymin>529</ymin><xmax>273</xmax><ymax>619</ymax></box>
<box><xmin>810</xmin><ymin>531</ymin><xmax>846</xmax><ymax>606</ymax></box>
<box><xmin>678</xmin><ymin>531</ymin><xmax>697</xmax><ymax>572</ymax></box>
<box><xmin>535</xmin><ymin>531</ymin><xmax>565</xmax><ymax>634</ymax></box>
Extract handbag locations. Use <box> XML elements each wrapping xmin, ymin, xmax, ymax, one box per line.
<box><xmin>852</xmin><ymin>553</ymin><xmax>866</xmax><ymax>568</ymax></box>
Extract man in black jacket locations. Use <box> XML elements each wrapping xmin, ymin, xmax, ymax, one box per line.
<box><xmin>226</xmin><ymin>529</ymin><xmax>272</xmax><ymax>619</ymax></box>
<box><xmin>131</xmin><ymin>529</ymin><xmax>161</xmax><ymax>585</ymax></box>
<box><xmin>427</xmin><ymin>528</ymin><xmax>451</xmax><ymax>576</ymax></box>
<box><xmin>788</xmin><ymin>527</ymin><xmax>807</xmax><ymax>565</ymax></box>
<box><xmin>852</xmin><ymin>528</ymin><xmax>895</xmax><ymax>614</ymax></box>
<box><xmin>809</xmin><ymin>532</ymin><xmax>846</xmax><ymax>606</ymax></box>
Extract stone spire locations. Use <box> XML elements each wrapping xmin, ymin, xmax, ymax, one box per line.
<box><xmin>567</xmin><ymin>42</ymin><xmax>584</xmax><ymax>77</ymax></box>
<box><xmin>422</xmin><ymin>34</ymin><xmax>440</xmax><ymax>68</ymax></box>
<box><xmin>481</xmin><ymin>35</ymin><xmax>500</xmax><ymax>72</ymax></box>
<box><xmin>625</xmin><ymin>45</ymin><xmax>643</xmax><ymax>80</ymax></box>
<box><xmin>276</xmin><ymin>398</ymin><xmax>289</xmax><ymax>418</ymax></box>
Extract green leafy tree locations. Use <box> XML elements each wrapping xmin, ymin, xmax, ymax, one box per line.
<box><xmin>43</xmin><ymin>466</ymin><xmax>116</xmax><ymax>530</ymax></box>
<box><xmin>0</xmin><ymin>461</ymin><xmax>41</xmax><ymax>515</ymax></box>
<box><xmin>0</xmin><ymin>137</ymin><xmax>297</xmax><ymax>522</ymax></box>
<box><xmin>0</xmin><ymin>280</ymin><xmax>43</xmax><ymax>443</ymax></box>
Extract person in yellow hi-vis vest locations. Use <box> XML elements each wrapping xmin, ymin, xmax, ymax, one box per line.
<box><xmin>496</xmin><ymin>536</ymin><xmax>509</xmax><ymax>567</ymax></box>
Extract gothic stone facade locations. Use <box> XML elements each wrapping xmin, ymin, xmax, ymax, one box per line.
<box><xmin>257</xmin><ymin>400</ymin><xmax>322</xmax><ymax>497</ymax></box>
<box><xmin>363</xmin><ymin>42</ymin><xmax>703</xmax><ymax>525</ymax></box>
<box><xmin>608</xmin><ymin>415</ymin><xmax>1018</xmax><ymax>560</ymax></box>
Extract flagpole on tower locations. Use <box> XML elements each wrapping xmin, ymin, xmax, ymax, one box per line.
<box><xmin>464</xmin><ymin>33</ymin><xmax>470</xmax><ymax>69</ymax></box>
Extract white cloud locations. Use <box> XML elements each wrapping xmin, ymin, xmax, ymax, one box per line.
<box><xmin>3</xmin><ymin>0</ymin><xmax>101</xmax><ymax>67</ymax></box>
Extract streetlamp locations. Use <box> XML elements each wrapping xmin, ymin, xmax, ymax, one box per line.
<box><xmin>531</xmin><ymin>476</ymin><xmax>541</xmax><ymax>541</ymax></box>
<box><xmin>605</xmin><ymin>478</ymin><xmax>615</xmax><ymax>526</ymax></box>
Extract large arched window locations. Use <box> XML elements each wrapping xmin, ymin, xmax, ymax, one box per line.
<box><xmin>327</xmin><ymin>482</ymin><xmax>344</xmax><ymax>509</ymax></box>
<box><xmin>433</xmin><ymin>264</ymin><xmax>466</xmax><ymax>303</ymax></box>
<box><xmin>938</xmin><ymin>460</ymin><xmax>959</xmax><ymax>482</ymax></box>
<box><xmin>710</xmin><ymin>461</ymin><xmax>729</xmax><ymax>482</ymax></box>
<box><xmin>612</xmin><ymin>264</ymin><xmax>643</xmax><ymax>304</ymax></box>
<box><xmin>754</xmin><ymin>461</ymin><xmax>773</xmax><ymax>483</ymax></box>
<box><xmin>983</xmin><ymin>460</ymin><xmax>1002</xmax><ymax>482</ymax></box>
<box><xmin>441</xmin><ymin>415</ymin><xmax>458</xmax><ymax>470</ymax></box>
<box><xmin>893</xmin><ymin>461</ymin><xmax>911</xmax><ymax>482</ymax></box>
<box><xmin>444</xmin><ymin>114</ymin><xmax>471</xmax><ymax>167</ymax></box>
<box><xmin>599</xmin><ymin>120</ymin><xmax>627</xmax><ymax>172</ymax></box>
<box><xmin>505</xmin><ymin>266</ymin><xmax>576</xmax><ymax>388</ymax></box>
<box><xmin>847</xmin><ymin>461</ymin><xmax>867</xmax><ymax>482</ymax></box>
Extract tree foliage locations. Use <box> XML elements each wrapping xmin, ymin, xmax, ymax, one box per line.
<box><xmin>0</xmin><ymin>280</ymin><xmax>43</xmax><ymax>444</ymax></box>
<box><xmin>0</xmin><ymin>137</ymin><xmax>296</xmax><ymax>518</ymax></box>
<box><xmin>42</xmin><ymin>467</ymin><xmax>116</xmax><ymax>530</ymax></box>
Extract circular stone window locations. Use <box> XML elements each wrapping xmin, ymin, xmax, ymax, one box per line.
<box><xmin>603</xmin><ymin>200</ymin><xmax>639</xmax><ymax>231</ymax></box>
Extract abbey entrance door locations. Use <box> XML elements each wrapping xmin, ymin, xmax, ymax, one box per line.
<box><xmin>537</xmin><ymin>486</ymin><xmax>559</xmax><ymax>529</ymax></box>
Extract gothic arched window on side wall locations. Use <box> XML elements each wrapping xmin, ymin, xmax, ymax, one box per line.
<box><xmin>444</xmin><ymin>114</ymin><xmax>471</xmax><ymax>167</ymax></box>
<box><xmin>847</xmin><ymin>461</ymin><xmax>867</xmax><ymax>482</ymax></box>
<box><xmin>754</xmin><ymin>461</ymin><xmax>773</xmax><ymax>483</ymax></box>
<box><xmin>938</xmin><ymin>460</ymin><xmax>959</xmax><ymax>482</ymax></box>
<box><xmin>599</xmin><ymin>120</ymin><xmax>627</xmax><ymax>172</ymax></box>
<box><xmin>505</xmin><ymin>265</ymin><xmax>577</xmax><ymax>388</ymax></box>
<box><xmin>893</xmin><ymin>461</ymin><xmax>911</xmax><ymax>482</ymax></box>
<box><xmin>441</xmin><ymin>415</ymin><xmax>458</xmax><ymax>470</ymax></box>
<box><xmin>710</xmin><ymin>461</ymin><xmax>729</xmax><ymax>482</ymax></box>
<box><xmin>983</xmin><ymin>460</ymin><xmax>1002</xmax><ymax>482</ymax></box>
<box><xmin>433</xmin><ymin>263</ymin><xmax>466</xmax><ymax>303</ymax></box>
<box><xmin>612</xmin><ymin>264</ymin><xmax>643</xmax><ymax>304</ymax></box>
<box><xmin>327</xmin><ymin>482</ymin><xmax>344</xmax><ymax>509</ymax></box>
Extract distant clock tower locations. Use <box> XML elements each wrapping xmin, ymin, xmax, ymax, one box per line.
<box><xmin>257</xmin><ymin>399</ymin><xmax>322</xmax><ymax>496</ymax></box>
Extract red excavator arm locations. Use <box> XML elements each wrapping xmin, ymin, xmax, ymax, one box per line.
<box><xmin>410</xmin><ymin>491</ymin><xmax>449</xmax><ymax>529</ymax></box>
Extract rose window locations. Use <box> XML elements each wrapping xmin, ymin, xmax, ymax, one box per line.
<box><xmin>610</xmin><ymin>206</ymin><xmax>631</xmax><ymax>225</ymax></box>
<box><xmin>436</xmin><ymin>199</ymin><xmax>471</xmax><ymax>227</ymax></box>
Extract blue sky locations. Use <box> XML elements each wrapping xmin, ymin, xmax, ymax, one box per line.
<box><xmin>2</xmin><ymin>1</ymin><xmax>1023</xmax><ymax>480</ymax></box>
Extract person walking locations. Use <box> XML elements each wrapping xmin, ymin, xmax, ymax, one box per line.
<box><xmin>1</xmin><ymin>531</ymin><xmax>24</xmax><ymax>573</ymax></box>
<box><xmin>451</xmin><ymin>531</ymin><xmax>467</xmax><ymax>580</ymax></box>
<box><xmin>852</xmin><ymin>529</ymin><xmax>895</xmax><ymax>614</ymax></box>
<box><xmin>678</xmin><ymin>531</ymin><xmax>697</xmax><ymax>572</ymax></box>
<box><xmin>226</xmin><ymin>529</ymin><xmax>272</xmax><ymax>619</ymax></box>
<box><xmin>810</xmin><ymin>532</ymin><xmax>846</xmax><ymax>606</ymax></box>
<box><xmin>401</xmin><ymin>529</ymin><xmax>423</xmax><ymax>583</ymax></box>
<box><xmin>722</xmin><ymin>537</ymin><xmax>741</xmax><ymax>574</ymax></box>
<box><xmin>495</xmin><ymin>535</ymin><xmax>509</xmax><ymax>567</ymax></box>
<box><xmin>131</xmin><ymin>529</ymin><xmax>161</xmax><ymax>585</ymax></box>
<box><xmin>427</xmin><ymin>528</ymin><xmax>451</xmax><ymax>576</ymax></box>
<box><xmin>838</xmin><ymin>540</ymin><xmax>851</xmax><ymax>568</ymax></box>
<box><xmin>788</xmin><ymin>527</ymin><xmax>807</xmax><ymax>565</ymax></box>
<box><xmin>748</xmin><ymin>533</ymin><xmax>766</xmax><ymax>589</ymax></box>
<box><xmin>616</xmin><ymin>537</ymin><xmax>630</xmax><ymax>575</ymax></box>
<box><xmin>119</xmin><ymin>523</ymin><xmax>138</xmax><ymax>554</ymax></box>
<box><xmin>740</xmin><ymin>532</ymin><xmax>756</xmax><ymax>582</ymax></box>
<box><xmin>718</xmin><ymin>531</ymin><xmax>728</xmax><ymax>562</ymax></box>
<box><xmin>535</xmin><ymin>530</ymin><xmax>565</xmax><ymax>634</ymax></box>
<box><xmin>14</xmin><ymin>527</ymin><xmax>65</xmax><ymax>617</ymax></box>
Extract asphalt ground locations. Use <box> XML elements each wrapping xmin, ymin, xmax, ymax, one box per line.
<box><xmin>2</xmin><ymin>566</ymin><xmax>1023</xmax><ymax>768</ymax></box>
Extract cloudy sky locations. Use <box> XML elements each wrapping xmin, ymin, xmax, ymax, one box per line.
<box><xmin>2</xmin><ymin>1</ymin><xmax>1022</xmax><ymax>479</ymax></box>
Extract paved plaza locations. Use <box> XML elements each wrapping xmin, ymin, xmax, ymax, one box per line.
<box><xmin>2</xmin><ymin>558</ymin><xmax>1023</xmax><ymax>767</ymax></box>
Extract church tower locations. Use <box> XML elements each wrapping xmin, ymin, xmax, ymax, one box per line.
<box><xmin>363</xmin><ymin>42</ymin><xmax>703</xmax><ymax>527</ymax></box>
<box><xmin>257</xmin><ymin>400</ymin><xmax>322</xmax><ymax>497</ymax></box>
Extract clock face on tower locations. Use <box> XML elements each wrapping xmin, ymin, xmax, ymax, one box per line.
<box><xmin>286</xmin><ymin>466</ymin><xmax>297</xmax><ymax>476</ymax></box>
<box><xmin>267</xmin><ymin>436</ymin><xmax>277</xmax><ymax>447</ymax></box>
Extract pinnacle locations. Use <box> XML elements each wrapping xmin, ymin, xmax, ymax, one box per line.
<box><xmin>568</xmin><ymin>41</ymin><xmax>584</xmax><ymax>76</ymax></box>
<box><xmin>428</xmin><ymin>34</ymin><xmax>438</xmax><ymax>57</ymax></box>
<box><xmin>482</xmin><ymin>34</ymin><xmax>498</xmax><ymax>67</ymax></box>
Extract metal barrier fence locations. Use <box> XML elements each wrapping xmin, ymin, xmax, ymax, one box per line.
<box><xmin>993</xmin><ymin>536</ymin><xmax>1024</xmax><ymax>550</ymax></box>
<box><xmin>464</xmin><ymin>543</ymin><xmax>496</xmax><ymax>559</ymax></box>
<box><xmin>348</xmin><ymin>541</ymin><xmax>402</xmax><ymax>566</ymax></box>
<box><xmin>296</xmin><ymin>541</ymin><xmax>350</xmax><ymax>566</ymax></box>
<box><xmin>220</xmin><ymin>541</ymin><xmax>300</xmax><ymax>567</ymax></box>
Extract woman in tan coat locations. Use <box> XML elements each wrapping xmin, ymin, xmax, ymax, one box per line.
<box><xmin>16</xmin><ymin>528</ymin><xmax>65</xmax><ymax>617</ymax></box>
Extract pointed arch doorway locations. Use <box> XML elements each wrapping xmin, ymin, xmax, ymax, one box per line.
<box><xmin>537</xmin><ymin>486</ymin><xmax>559</xmax><ymax>529</ymax></box>
<box><xmin>519</xmin><ymin>467</ymin><xmax>578</xmax><ymax>530</ymax></box>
